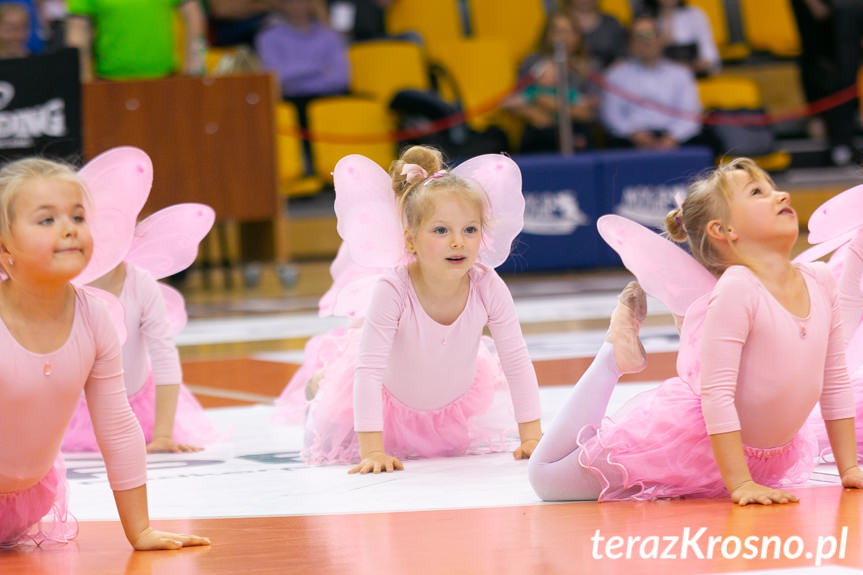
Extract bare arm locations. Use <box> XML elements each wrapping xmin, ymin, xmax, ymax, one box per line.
<box><xmin>513</xmin><ymin>418</ymin><xmax>542</xmax><ymax>460</ymax></box>
<box><xmin>146</xmin><ymin>383</ymin><xmax>203</xmax><ymax>453</ymax></box>
<box><xmin>348</xmin><ymin>431</ymin><xmax>404</xmax><ymax>474</ymax></box>
<box><xmin>824</xmin><ymin>417</ymin><xmax>863</xmax><ymax>487</ymax></box>
<box><xmin>65</xmin><ymin>16</ymin><xmax>93</xmax><ymax>82</ymax></box>
<box><xmin>709</xmin><ymin>431</ymin><xmax>797</xmax><ymax>505</ymax></box>
<box><xmin>113</xmin><ymin>485</ymin><xmax>210</xmax><ymax>550</ymax></box>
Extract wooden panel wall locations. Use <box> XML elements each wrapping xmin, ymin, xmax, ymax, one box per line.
<box><xmin>82</xmin><ymin>73</ymin><xmax>279</xmax><ymax>222</ymax></box>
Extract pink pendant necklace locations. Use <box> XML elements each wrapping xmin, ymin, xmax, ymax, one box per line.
<box><xmin>43</xmin><ymin>360</ymin><xmax>52</xmax><ymax>376</ymax></box>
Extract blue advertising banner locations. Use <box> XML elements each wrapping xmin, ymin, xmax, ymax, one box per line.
<box><xmin>498</xmin><ymin>154</ymin><xmax>608</xmax><ymax>273</ymax></box>
<box><xmin>498</xmin><ymin>148</ymin><xmax>714</xmax><ymax>273</ymax></box>
<box><xmin>600</xmin><ymin>147</ymin><xmax>714</xmax><ymax>232</ymax></box>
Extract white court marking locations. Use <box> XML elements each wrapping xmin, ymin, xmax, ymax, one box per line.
<box><xmin>65</xmin><ymin>383</ymin><xmax>841</xmax><ymax>522</ymax></box>
<box><xmin>175</xmin><ymin>294</ymin><xmax>671</xmax><ymax>346</ymax></box>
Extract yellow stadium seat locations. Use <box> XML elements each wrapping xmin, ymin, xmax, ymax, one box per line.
<box><xmin>469</xmin><ymin>0</ymin><xmax>546</xmax><ymax>65</ymax></box>
<box><xmin>684</xmin><ymin>0</ymin><xmax>750</xmax><ymax>61</ymax></box>
<box><xmin>274</xmin><ymin>102</ymin><xmax>323</xmax><ymax>198</ymax></box>
<box><xmin>385</xmin><ymin>0</ymin><xmax>463</xmax><ymax>60</ymax></box>
<box><xmin>698</xmin><ymin>76</ymin><xmax>791</xmax><ymax>172</ymax></box>
<box><xmin>738</xmin><ymin>0</ymin><xmax>800</xmax><ymax>57</ymax></box>
<box><xmin>348</xmin><ymin>40</ymin><xmax>430</xmax><ymax>104</ymax></box>
<box><xmin>599</xmin><ymin>0</ymin><xmax>632</xmax><ymax>27</ymax></box>
<box><xmin>431</xmin><ymin>39</ymin><xmax>517</xmax><ymax>131</ymax></box>
<box><xmin>307</xmin><ymin>97</ymin><xmax>397</xmax><ymax>182</ymax></box>
<box><xmin>697</xmin><ymin>75</ymin><xmax>762</xmax><ymax>109</ymax></box>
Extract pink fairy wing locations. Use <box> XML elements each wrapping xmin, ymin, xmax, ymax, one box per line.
<box><xmin>675</xmin><ymin>293</ymin><xmax>711</xmax><ymax>395</ymax></box>
<box><xmin>597</xmin><ymin>215</ymin><xmax>716</xmax><ymax>317</ymax></box>
<box><xmin>807</xmin><ymin>183</ymin><xmax>863</xmax><ymax>244</ymax></box>
<box><xmin>452</xmin><ymin>154</ymin><xmax>524</xmax><ymax>268</ymax></box>
<box><xmin>332</xmin><ymin>273</ymin><xmax>384</xmax><ymax>318</ymax></box>
<box><xmin>159</xmin><ymin>283</ymin><xmax>188</xmax><ymax>335</ymax></box>
<box><xmin>80</xmin><ymin>286</ymin><xmax>128</xmax><ymax>345</ymax></box>
<box><xmin>333</xmin><ymin>155</ymin><xmax>406</xmax><ymax>269</ymax></box>
<box><xmin>319</xmin><ymin>243</ymin><xmax>386</xmax><ymax>317</ymax></box>
<box><xmin>793</xmin><ymin>229</ymin><xmax>856</xmax><ymax>266</ymax></box>
<box><xmin>74</xmin><ymin>147</ymin><xmax>152</xmax><ymax>285</ymax></box>
<box><xmin>125</xmin><ymin>203</ymin><xmax>215</xmax><ymax>280</ymax></box>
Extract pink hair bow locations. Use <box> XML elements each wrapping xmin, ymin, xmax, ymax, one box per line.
<box><xmin>401</xmin><ymin>163</ymin><xmax>428</xmax><ymax>184</ymax></box>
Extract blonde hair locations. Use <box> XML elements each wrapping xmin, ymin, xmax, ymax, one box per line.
<box><xmin>389</xmin><ymin>146</ymin><xmax>489</xmax><ymax>235</ymax></box>
<box><xmin>664</xmin><ymin>157</ymin><xmax>773</xmax><ymax>276</ymax></box>
<box><xmin>0</xmin><ymin>157</ymin><xmax>89</xmax><ymax>237</ymax></box>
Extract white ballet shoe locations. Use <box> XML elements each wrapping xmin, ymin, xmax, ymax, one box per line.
<box><xmin>605</xmin><ymin>281</ymin><xmax>648</xmax><ymax>374</ymax></box>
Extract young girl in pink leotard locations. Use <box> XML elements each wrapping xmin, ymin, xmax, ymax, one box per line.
<box><xmin>292</xmin><ymin>146</ymin><xmax>543</xmax><ymax>473</ymax></box>
<box><xmin>528</xmin><ymin>158</ymin><xmax>863</xmax><ymax>505</ymax></box>
<box><xmin>0</xmin><ymin>157</ymin><xmax>209</xmax><ymax>549</ymax></box>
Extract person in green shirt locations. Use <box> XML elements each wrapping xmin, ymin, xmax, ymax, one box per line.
<box><xmin>65</xmin><ymin>0</ymin><xmax>207</xmax><ymax>81</ymax></box>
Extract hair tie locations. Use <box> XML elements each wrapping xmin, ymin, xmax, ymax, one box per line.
<box><xmin>424</xmin><ymin>170</ymin><xmax>447</xmax><ymax>184</ymax></box>
<box><xmin>401</xmin><ymin>163</ymin><xmax>428</xmax><ymax>185</ymax></box>
<box><xmin>673</xmin><ymin>192</ymin><xmax>686</xmax><ymax>233</ymax></box>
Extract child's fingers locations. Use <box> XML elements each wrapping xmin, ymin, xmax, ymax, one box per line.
<box><xmin>172</xmin><ymin>532</ymin><xmax>211</xmax><ymax>547</ymax></box>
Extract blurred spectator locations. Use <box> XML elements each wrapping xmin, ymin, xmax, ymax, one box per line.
<box><xmin>793</xmin><ymin>0</ymin><xmax>863</xmax><ymax>165</ymax></box>
<box><xmin>42</xmin><ymin>0</ymin><xmax>67</xmax><ymax>52</ymax></box>
<box><xmin>327</xmin><ymin>0</ymin><xmax>395</xmax><ymax>42</ymax></box>
<box><xmin>0</xmin><ymin>2</ymin><xmax>29</xmax><ymax>58</ymax></box>
<box><xmin>563</xmin><ymin>0</ymin><xmax>627</xmax><ymax>69</ymax></box>
<box><xmin>206</xmin><ymin>0</ymin><xmax>271</xmax><ymax>47</ymax></box>
<box><xmin>66</xmin><ymin>0</ymin><xmax>208</xmax><ymax>82</ymax></box>
<box><xmin>644</xmin><ymin>0</ymin><xmax>720</xmax><ymax>76</ymax></box>
<box><xmin>503</xmin><ymin>10</ymin><xmax>599</xmax><ymax>153</ymax></box>
<box><xmin>790</xmin><ymin>0</ymin><xmax>833</xmax><ymax>142</ymax></box>
<box><xmin>255</xmin><ymin>0</ymin><xmax>349</xmax><ymax>98</ymax></box>
<box><xmin>0</xmin><ymin>0</ymin><xmax>40</xmax><ymax>54</ymax></box>
<box><xmin>828</xmin><ymin>0</ymin><xmax>863</xmax><ymax>165</ymax></box>
<box><xmin>600</xmin><ymin>13</ymin><xmax>703</xmax><ymax>150</ymax></box>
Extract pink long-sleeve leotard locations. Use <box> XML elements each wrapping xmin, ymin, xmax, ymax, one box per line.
<box><xmin>701</xmin><ymin>264</ymin><xmax>854</xmax><ymax>446</ymax></box>
<box><xmin>120</xmin><ymin>264</ymin><xmax>182</xmax><ymax>394</ymax></box>
<box><xmin>0</xmin><ymin>287</ymin><xmax>146</xmax><ymax>493</ymax></box>
<box><xmin>354</xmin><ymin>263</ymin><xmax>542</xmax><ymax>432</ymax></box>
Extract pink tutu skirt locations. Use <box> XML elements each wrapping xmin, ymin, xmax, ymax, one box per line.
<box><xmin>294</xmin><ymin>326</ymin><xmax>517</xmax><ymax>465</ymax></box>
<box><xmin>0</xmin><ymin>456</ymin><xmax>78</xmax><ymax>548</ymax></box>
<box><xmin>272</xmin><ymin>326</ymin><xmax>350</xmax><ymax>426</ymax></box>
<box><xmin>61</xmin><ymin>374</ymin><xmax>220</xmax><ymax>452</ymax></box>
<box><xmin>577</xmin><ymin>376</ymin><xmax>819</xmax><ymax>501</ymax></box>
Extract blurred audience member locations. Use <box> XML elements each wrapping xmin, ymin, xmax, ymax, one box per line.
<box><xmin>503</xmin><ymin>10</ymin><xmax>599</xmax><ymax>153</ymax></box>
<box><xmin>563</xmin><ymin>0</ymin><xmax>627</xmax><ymax>69</ymax></box>
<box><xmin>0</xmin><ymin>2</ymin><xmax>29</xmax><ymax>58</ymax></box>
<box><xmin>327</xmin><ymin>0</ymin><xmax>394</xmax><ymax>42</ymax></box>
<box><xmin>828</xmin><ymin>0</ymin><xmax>863</xmax><ymax>165</ymax></box>
<box><xmin>66</xmin><ymin>0</ymin><xmax>208</xmax><ymax>82</ymax></box>
<box><xmin>42</xmin><ymin>0</ymin><xmax>67</xmax><ymax>52</ymax></box>
<box><xmin>255</xmin><ymin>0</ymin><xmax>349</xmax><ymax>99</ymax></box>
<box><xmin>0</xmin><ymin>0</ymin><xmax>40</xmax><ymax>54</ymax></box>
<box><xmin>207</xmin><ymin>0</ymin><xmax>271</xmax><ymax>47</ymax></box>
<box><xmin>791</xmin><ymin>0</ymin><xmax>833</xmax><ymax>142</ymax></box>
<box><xmin>793</xmin><ymin>0</ymin><xmax>863</xmax><ymax>165</ymax></box>
<box><xmin>600</xmin><ymin>13</ymin><xmax>703</xmax><ymax>150</ymax></box>
<box><xmin>644</xmin><ymin>0</ymin><xmax>719</xmax><ymax>76</ymax></box>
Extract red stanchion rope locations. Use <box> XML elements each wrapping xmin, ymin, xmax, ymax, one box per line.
<box><xmin>284</xmin><ymin>69</ymin><xmax>860</xmax><ymax>143</ymax></box>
